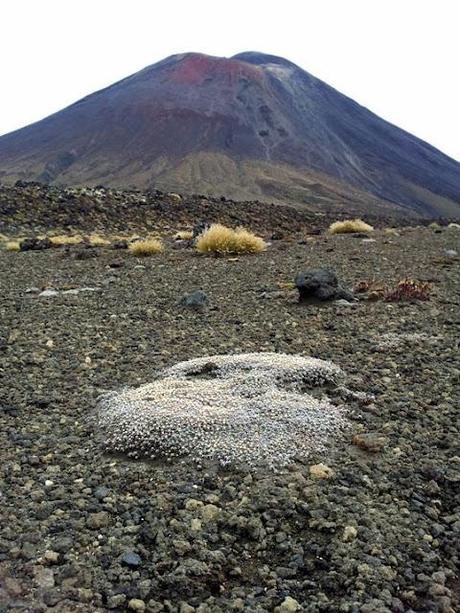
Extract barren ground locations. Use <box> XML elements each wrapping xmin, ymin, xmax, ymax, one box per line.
<box><xmin>0</xmin><ymin>221</ymin><xmax>459</xmax><ymax>612</ymax></box>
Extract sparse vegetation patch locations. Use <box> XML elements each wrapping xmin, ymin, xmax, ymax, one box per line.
<box><xmin>96</xmin><ymin>353</ymin><xmax>349</xmax><ymax>469</ymax></box>
<box><xmin>128</xmin><ymin>238</ymin><xmax>164</xmax><ymax>256</ymax></box>
<box><xmin>329</xmin><ymin>219</ymin><xmax>374</xmax><ymax>234</ymax></box>
<box><xmin>354</xmin><ymin>278</ymin><xmax>431</xmax><ymax>301</ymax></box>
<box><xmin>49</xmin><ymin>234</ymin><xmax>84</xmax><ymax>246</ymax></box>
<box><xmin>88</xmin><ymin>233</ymin><xmax>111</xmax><ymax>247</ymax></box>
<box><xmin>384</xmin><ymin>278</ymin><xmax>431</xmax><ymax>301</ymax></box>
<box><xmin>5</xmin><ymin>241</ymin><xmax>20</xmax><ymax>252</ymax></box>
<box><xmin>196</xmin><ymin>224</ymin><xmax>266</xmax><ymax>254</ymax></box>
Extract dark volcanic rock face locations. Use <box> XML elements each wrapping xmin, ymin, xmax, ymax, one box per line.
<box><xmin>0</xmin><ymin>51</ymin><xmax>460</xmax><ymax>218</ymax></box>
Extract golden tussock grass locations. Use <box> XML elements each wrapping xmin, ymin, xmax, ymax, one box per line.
<box><xmin>196</xmin><ymin>224</ymin><xmax>266</xmax><ymax>254</ymax></box>
<box><xmin>328</xmin><ymin>219</ymin><xmax>374</xmax><ymax>234</ymax></box>
<box><xmin>128</xmin><ymin>239</ymin><xmax>164</xmax><ymax>256</ymax></box>
<box><xmin>5</xmin><ymin>241</ymin><xmax>21</xmax><ymax>252</ymax></box>
<box><xmin>88</xmin><ymin>233</ymin><xmax>111</xmax><ymax>247</ymax></box>
<box><xmin>49</xmin><ymin>234</ymin><xmax>84</xmax><ymax>246</ymax></box>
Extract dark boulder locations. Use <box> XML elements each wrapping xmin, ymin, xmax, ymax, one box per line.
<box><xmin>20</xmin><ymin>237</ymin><xmax>52</xmax><ymax>251</ymax></box>
<box><xmin>295</xmin><ymin>269</ymin><xmax>354</xmax><ymax>303</ymax></box>
<box><xmin>111</xmin><ymin>240</ymin><xmax>128</xmax><ymax>250</ymax></box>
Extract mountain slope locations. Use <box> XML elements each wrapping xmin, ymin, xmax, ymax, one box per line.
<box><xmin>1</xmin><ymin>51</ymin><xmax>459</xmax><ymax>218</ymax></box>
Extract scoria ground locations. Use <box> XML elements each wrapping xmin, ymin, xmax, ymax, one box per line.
<box><xmin>0</xmin><ymin>217</ymin><xmax>459</xmax><ymax>612</ymax></box>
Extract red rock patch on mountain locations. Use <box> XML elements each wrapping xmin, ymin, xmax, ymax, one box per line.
<box><xmin>1</xmin><ymin>51</ymin><xmax>459</xmax><ymax>218</ymax></box>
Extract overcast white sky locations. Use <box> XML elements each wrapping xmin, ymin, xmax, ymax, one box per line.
<box><xmin>1</xmin><ymin>0</ymin><xmax>459</xmax><ymax>161</ymax></box>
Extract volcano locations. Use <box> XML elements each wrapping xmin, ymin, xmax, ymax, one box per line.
<box><xmin>1</xmin><ymin>51</ymin><xmax>459</xmax><ymax>218</ymax></box>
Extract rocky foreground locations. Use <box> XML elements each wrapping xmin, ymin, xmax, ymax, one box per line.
<box><xmin>0</xmin><ymin>218</ymin><xmax>459</xmax><ymax>612</ymax></box>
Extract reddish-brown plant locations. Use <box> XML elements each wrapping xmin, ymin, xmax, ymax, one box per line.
<box><xmin>384</xmin><ymin>278</ymin><xmax>431</xmax><ymax>302</ymax></box>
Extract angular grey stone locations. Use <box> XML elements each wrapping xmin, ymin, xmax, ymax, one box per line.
<box><xmin>180</xmin><ymin>289</ymin><xmax>209</xmax><ymax>310</ymax></box>
<box><xmin>94</xmin><ymin>486</ymin><xmax>110</xmax><ymax>500</ymax></box>
<box><xmin>121</xmin><ymin>551</ymin><xmax>142</xmax><ymax>568</ymax></box>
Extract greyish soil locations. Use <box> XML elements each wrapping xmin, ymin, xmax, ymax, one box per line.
<box><xmin>0</xmin><ymin>224</ymin><xmax>459</xmax><ymax>612</ymax></box>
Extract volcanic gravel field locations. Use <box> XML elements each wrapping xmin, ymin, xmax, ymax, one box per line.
<box><xmin>1</xmin><ymin>224</ymin><xmax>459</xmax><ymax>612</ymax></box>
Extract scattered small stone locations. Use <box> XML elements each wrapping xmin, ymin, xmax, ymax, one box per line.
<box><xmin>33</xmin><ymin>567</ymin><xmax>55</xmax><ymax>589</ymax></box>
<box><xmin>309</xmin><ymin>463</ymin><xmax>335</xmax><ymax>479</ymax></box>
<box><xmin>352</xmin><ymin>432</ymin><xmax>387</xmax><ymax>452</ymax></box>
<box><xmin>201</xmin><ymin>504</ymin><xmax>220</xmax><ymax>521</ymax></box>
<box><xmin>173</xmin><ymin>540</ymin><xmax>192</xmax><ymax>555</ymax></box>
<box><xmin>107</xmin><ymin>594</ymin><xmax>127</xmax><ymax>609</ymax></box>
<box><xmin>1</xmin><ymin>405</ymin><xmax>20</xmax><ymax>417</ymax></box>
<box><xmin>444</xmin><ymin>249</ymin><xmax>458</xmax><ymax>258</ymax></box>
<box><xmin>342</xmin><ymin>526</ymin><xmax>358</xmax><ymax>542</ymax></box>
<box><xmin>94</xmin><ymin>485</ymin><xmax>110</xmax><ymax>500</ymax></box>
<box><xmin>43</xmin><ymin>550</ymin><xmax>60</xmax><ymax>564</ymax></box>
<box><xmin>185</xmin><ymin>499</ymin><xmax>203</xmax><ymax>511</ymax></box>
<box><xmin>128</xmin><ymin>598</ymin><xmax>146</xmax><ymax>611</ymax></box>
<box><xmin>121</xmin><ymin>551</ymin><xmax>142</xmax><ymax>568</ymax></box>
<box><xmin>180</xmin><ymin>289</ymin><xmax>209</xmax><ymax>310</ymax></box>
<box><xmin>4</xmin><ymin>577</ymin><xmax>22</xmax><ymax>596</ymax></box>
<box><xmin>190</xmin><ymin>518</ymin><xmax>202</xmax><ymax>532</ymax></box>
<box><xmin>51</xmin><ymin>537</ymin><xmax>73</xmax><ymax>553</ymax></box>
<box><xmin>274</xmin><ymin>596</ymin><xmax>301</xmax><ymax>612</ymax></box>
<box><xmin>86</xmin><ymin>511</ymin><xmax>109</xmax><ymax>529</ymax></box>
<box><xmin>77</xmin><ymin>588</ymin><xmax>93</xmax><ymax>603</ymax></box>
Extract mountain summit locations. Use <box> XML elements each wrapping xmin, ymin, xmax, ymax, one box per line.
<box><xmin>1</xmin><ymin>51</ymin><xmax>459</xmax><ymax>217</ymax></box>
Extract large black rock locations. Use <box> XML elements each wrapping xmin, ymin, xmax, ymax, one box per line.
<box><xmin>295</xmin><ymin>269</ymin><xmax>354</xmax><ymax>303</ymax></box>
<box><xmin>20</xmin><ymin>237</ymin><xmax>52</xmax><ymax>251</ymax></box>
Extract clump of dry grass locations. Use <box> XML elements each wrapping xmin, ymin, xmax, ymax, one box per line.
<box><xmin>5</xmin><ymin>240</ymin><xmax>20</xmax><ymax>252</ymax></box>
<box><xmin>384</xmin><ymin>279</ymin><xmax>431</xmax><ymax>302</ymax></box>
<box><xmin>128</xmin><ymin>239</ymin><xmax>164</xmax><ymax>256</ymax></box>
<box><xmin>88</xmin><ymin>233</ymin><xmax>111</xmax><ymax>247</ymax></box>
<box><xmin>354</xmin><ymin>278</ymin><xmax>431</xmax><ymax>302</ymax></box>
<box><xmin>49</xmin><ymin>234</ymin><xmax>84</xmax><ymax>246</ymax></box>
<box><xmin>174</xmin><ymin>230</ymin><xmax>193</xmax><ymax>241</ymax></box>
<box><xmin>196</xmin><ymin>224</ymin><xmax>266</xmax><ymax>254</ymax></box>
<box><xmin>353</xmin><ymin>279</ymin><xmax>386</xmax><ymax>301</ymax></box>
<box><xmin>329</xmin><ymin>219</ymin><xmax>374</xmax><ymax>234</ymax></box>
